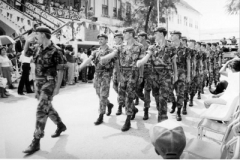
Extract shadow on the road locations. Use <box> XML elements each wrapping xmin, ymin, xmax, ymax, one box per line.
<box><xmin>102</xmin><ymin>113</ymin><xmax>158</xmax><ymax>154</ymax></box>
<box><xmin>24</xmin><ymin>135</ymin><xmax>78</xmax><ymax>159</ymax></box>
<box><xmin>0</xmin><ymin>95</ymin><xmax>28</xmax><ymax>103</ymax></box>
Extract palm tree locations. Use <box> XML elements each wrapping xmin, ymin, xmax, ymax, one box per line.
<box><xmin>226</xmin><ymin>0</ymin><xmax>240</xmax><ymax>14</ymax></box>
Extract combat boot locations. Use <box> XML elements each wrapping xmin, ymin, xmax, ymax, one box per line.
<box><xmin>170</xmin><ymin>102</ymin><xmax>176</xmax><ymax>114</ymax></box>
<box><xmin>189</xmin><ymin>94</ymin><xmax>194</xmax><ymax>107</ymax></box>
<box><xmin>135</xmin><ymin>97</ymin><xmax>139</xmax><ymax>105</ymax></box>
<box><xmin>23</xmin><ymin>138</ymin><xmax>40</xmax><ymax>154</ymax></box>
<box><xmin>94</xmin><ymin>114</ymin><xmax>104</xmax><ymax>125</ymax></box>
<box><xmin>131</xmin><ymin>108</ymin><xmax>139</xmax><ymax>120</ymax></box>
<box><xmin>121</xmin><ymin>115</ymin><xmax>131</xmax><ymax>132</ymax></box>
<box><xmin>51</xmin><ymin>122</ymin><xmax>67</xmax><ymax>138</ymax></box>
<box><xmin>197</xmin><ymin>91</ymin><xmax>201</xmax><ymax>99</ymax></box>
<box><xmin>176</xmin><ymin>107</ymin><xmax>182</xmax><ymax>121</ymax></box>
<box><xmin>143</xmin><ymin>108</ymin><xmax>149</xmax><ymax>120</ymax></box>
<box><xmin>116</xmin><ymin>105</ymin><xmax>122</xmax><ymax>116</ymax></box>
<box><xmin>158</xmin><ymin>113</ymin><xmax>168</xmax><ymax>123</ymax></box>
<box><xmin>106</xmin><ymin>103</ymin><xmax>114</xmax><ymax>116</ymax></box>
<box><xmin>182</xmin><ymin>100</ymin><xmax>187</xmax><ymax>115</ymax></box>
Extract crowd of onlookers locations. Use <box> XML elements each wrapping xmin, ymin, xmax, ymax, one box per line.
<box><xmin>0</xmin><ymin>34</ymin><xmax>96</xmax><ymax>98</ymax></box>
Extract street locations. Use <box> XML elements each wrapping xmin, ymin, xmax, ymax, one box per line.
<box><xmin>0</xmin><ymin>82</ymin><xmax>215</xmax><ymax>159</ymax></box>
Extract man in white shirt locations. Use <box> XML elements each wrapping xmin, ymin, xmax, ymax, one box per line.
<box><xmin>204</xmin><ymin>57</ymin><xmax>240</xmax><ymax>108</ymax></box>
<box><xmin>78</xmin><ymin>48</ymin><xmax>88</xmax><ymax>82</ymax></box>
<box><xmin>17</xmin><ymin>52</ymin><xmax>33</xmax><ymax>95</ymax></box>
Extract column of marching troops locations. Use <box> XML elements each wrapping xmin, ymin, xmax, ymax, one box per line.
<box><xmin>78</xmin><ymin>26</ymin><xmax>223</xmax><ymax>132</ymax></box>
<box><xmin>22</xmin><ymin>26</ymin><xmax>223</xmax><ymax>154</ymax></box>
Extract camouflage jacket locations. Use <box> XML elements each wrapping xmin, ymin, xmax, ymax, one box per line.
<box><xmin>114</xmin><ymin>40</ymin><xmax>145</xmax><ymax>68</ymax></box>
<box><xmin>147</xmin><ymin>43</ymin><xmax>176</xmax><ymax>69</ymax></box>
<box><xmin>189</xmin><ymin>49</ymin><xmax>196</xmax><ymax>71</ymax></box>
<box><xmin>195</xmin><ymin>50</ymin><xmax>203</xmax><ymax>71</ymax></box>
<box><xmin>175</xmin><ymin>45</ymin><xmax>190</xmax><ymax>70</ymax></box>
<box><xmin>202</xmin><ymin>51</ymin><xmax>207</xmax><ymax>70</ymax></box>
<box><xmin>26</xmin><ymin>41</ymin><xmax>65</xmax><ymax>78</ymax></box>
<box><xmin>209</xmin><ymin>50</ymin><xmax>215</xmax><ymax>67</ymax></box>
<box><xmin>91</xmin><ymin>45</ymin><xmax>115</xmax><ymax>71</ymax></box>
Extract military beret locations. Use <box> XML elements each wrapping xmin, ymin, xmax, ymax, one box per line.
<box><xmin>202</xmin><ymin>43</ymin><xmax>206</xmax><ymax>47</ymax></box>
<box><xmin>196</xmin><ymin>41</ymin><xmax>202</xmax><ymax>45</ymax></box>
<box><xmin>216</xmin><ymin>42</ymin><xmax>220</xmax><ymax>45</ymax></box>
<box><xmin>123</xmin><ymin>27</ymin><xmax>135</xmax><ymax>34</ymax></box>
<box><xmin>138</xmin><ymin>32</ymin><xmax>147</xmax><ymax>37</ymax></box>
<box><xmin>114</xmin><ymin>33</ymin><xmax>123</xmax><ymax>38</ymax></box>
<box><xmin>189</xmin><ymin>39</ymin><xmax>196</xmax><ymax>42</ymax></box>
<box><xmin>181</xmin><ymin>36</ymin><xmax>187</xmax><ymax>41</ymax></box>
<box><xmin>146</xmin><ymin>40</ymin><xmax>151</xmax><ymax>44</ymax></box>
<box><xmin>212</xmin><ymin>43</ymin><xmax>217</xmax><ymax>46</ymax></box>
<box><xmin>170</xmin><ymin>30</ymin><xmax>181</xmax><ymax>35</ymax></box>
<box><xmin>167</xmin><ymin>40</ymin><xmax>171</xmax><ymax>42</ymax></box>
<box><xmin>154</xmin><ymin>27</ymin><xmax>167</xmax><ymax>34</ymax></box>
<box><xmin>207</xmin><ymin>43</ymin><xmax>212</xmax><ymax>46</ymax></box>
<box><xmin>97</xmin><ymin>33</ymin><xmax>108</xmax><ymax>39</ymax></box>
<box><xmin>35</xmin><ymin>27</ymin><xmax>51</xmax><ymax>34</ymax></box>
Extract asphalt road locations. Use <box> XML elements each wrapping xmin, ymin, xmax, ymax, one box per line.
<box><xmin>0</xmin><ymin>81</ymin><xmax>218</xmax><ymax>159</ymax></box>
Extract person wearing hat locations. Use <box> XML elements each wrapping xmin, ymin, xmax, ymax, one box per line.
<box><xmin>136</xmin><ymin>31</ymin><xmax>152</xmax><ymax>120</ymax></box>
<box><xmin>201</xmin><ymin>43</ymin><xmax>208</xmax><ymax>94</ymax></box>
<box><xmin>187</xmin><ymin>39</ymin><xmax>198</xmax><ymax>107</ymax></box>
<box><xmin>22</xmin><ymin>27</ymin><xmax>67</xmax><ymax>154</ymax></box>
<box><xmin>79</xmin><ymin>33</ymin><xmax>115</xmax><ymax>125</ymax></box>
<box><xmin>113</xmin><ymin>33</ymin><xmax>124</xmax><ymax>116</ymax></box>
<box><xmin>100</xmin><ymin>27</ymin><xmax>145</xmax><ymax>131</ymax></box>
<box><xmin>169</xmin><ymin>30</ymin><xmax>191</xmax><ymax>121</ymax></box>
<box><xmin>181</xmin><ymin>37</ymin><xmax>188</xmax><ymax>47</ymax></box>
<box><xmin>134</xmin><ymin>32</ymin><xmax>148</xmax><ymax>106</ymax></box>
<box><xmin>149</xmin><ymin>120</ymin><xmax>186</xmax><ymax>159</ymax></box>
<box><xmin>136</xmin><ymin>27</ymin><xmax>177</xmax><ymax>122</ymax></box>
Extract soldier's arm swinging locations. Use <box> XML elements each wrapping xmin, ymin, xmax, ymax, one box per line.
<box><xmin>100</xmin><ymin>50</ymin><xmax>117</xmax><ymax>64</ymax></box>
<box><xmin>136</xmin><ymin>51</ymin><xmax>152</xmax><ymax>67</ymax></box>
<box><xmin>79</xmin><ymin>57</ymin><xmax>93</xmax><ymax>71</ymax></box>
<box><xmin>172</xmin><ymin>56</ymin><xmax>178</xmax><ymax>82</ymax></box>
<box><xmin>187</xmin><ymin>59</ymin><xmax>191</xmax><ymax>82</ymax></box>
<box><xmin>53</xmin><ymin>65</ymin><xmax>64</xmax><ymax>96</ymax></box>
<box><xmin>193</xmin><ymin>58</ymin><xmax>196</xmax><ymax>77</ymax></box>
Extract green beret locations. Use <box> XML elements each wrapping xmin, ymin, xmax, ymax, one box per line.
<box><xmin>123</xmin><ymin>27</ymin><xmax>135</xmax><ymax>34</ymax></box>
<box><xmin>138</xmin><ymin>32</ymin><xmax>147</xmax><ymax>37</ymax></box>
<box><xmin>170</xmin><ymin>30</ymin><xmax>181</xmax><ymax>35</ymax></box>
<box><xmin>189</xmin><ymin>39</ymin><xmax>196</xmax><ymax>42</ymax></box>
<box><xmin>181</xmin><ymin>36</ymin><xmax>187</xmax><ymax>41</ymax></box>
<box><xmin>35</xmin><ymin>27</ymin><xmax>51</xmax><ymax>34</ymax></box>
<box><xmin>154</xmin><ymin>27</ymin><xmax>167</xmax><ymax>34</ymax></box>
<box><xmin>114</xmin><ymin>33</ymin><xmax>123</xmax><ymax>38</ymax></box>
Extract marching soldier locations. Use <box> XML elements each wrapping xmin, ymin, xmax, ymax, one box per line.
<box><xmin>188</xmin><ymin>39</ymin><xmax>197</xmax><ymax>107</ymax></box>
<box><xmin>137</xmin><ymin>27</ymin><xmax>177</xmax><ymax>122</ymax></box>
<box><xmin>214</xmin><ymin>43</ymin><xmax>221</xmax><ymax>84</ymax></box>
<box><xmin>201</xmin><ymin>43</ymin><xmax>208</xmax><ymax>94</ymax></box>
<box><xmin>79</xmin><ymin>34</ymin><xmax>114</xmax><ymax>125</ymax></box>
<box><xmin>208</xmin><ymin>43</ymin><xmax>216</xmax><ymax>89</ymax></box>
<box><xmin>195</xmin><ymin>42</ymin><xmax>203</xmax><ymax>99</ymax></box>
<box><xmin>137</xmin><ymin>32</ymin><xmax>152</xmax><ymax>120</ymax></box>
<box><xmin>169</xmin><ymin>31</ymin><xmax>190</xmax><ymax>121</ymax></box>
<box><xmin>205</xmin><ymin>43</ymin><xmax>212</xmax><ymax>88</ymax></box>
<box><xmin>134</xmin><ymin>32</ymin><xmax>148</xmax><ymax>105</ymax></box>
<box><xmin>112</xmin><ymin>33</ymin><xmax>124</xmax><ymax>116</ymax></box>
<box><xmin>100</xmin><ymin>27</ymin><xmax>145</xmax><ymax>131</ymax></box>
<box><xmin>23</xmin><ymin>27</ymin><xmax>67</xmax><ymax>154</ymax></box>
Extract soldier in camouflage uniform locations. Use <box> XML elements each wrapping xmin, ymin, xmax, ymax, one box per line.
<box><xmin>213</xmin><ymin>43</ymin><xmax>221</xmax><ymax>85</ymax></box>
<box><xmin>134</xmin><ymin>32</ymin><xmax>148</xmax><ymax>106</ymax></box>
<box><xmin>205</xmin><ymin>43</ymin><xmax>212</xmax><ymax>87</ymax></box>
<box><xmin>112</xmin><ymin>33</ymin><xmax>124</xmax><ymax>116</ymax></box>
<box><xmin>79</xmin><ymin>34</ymin><xmax>114</xmax><ymax>125</ymax></box>
<box><xmin>208</xmin><ymin>43</ymin><xmax>216</xmax><ymax>89</ymax></box>
<box><xmin>23</xmin><ymin>27</ymin><xmax>67</xmax><ymax>154</ymax></box>
<box><xmin>101</xmin><ymin>27</ymin><xmax>145</xmax><ymax>132</ymax></box>
<box><xmin>169</xmin><ymin>31</ymin><xmax>191</xmax><ymax>121</ymax></box>
<box><xmin>137</xmin><ymin>27</ymin><xmax>177</xmax><ymax>122</ymax></box>
<box><xmin>188</xmin><ymin>39</ymin><xmax>197</xmax><ymax>107</ymax></box>
<box><xmin>201</xmin><ymin>43</ymin><xmax>208</xmax><ymax>94</ymax></box>
<box><xmin>195</xmin><ymin>42</ymin><xmax>203</xmax><ymax>99</ymax></box>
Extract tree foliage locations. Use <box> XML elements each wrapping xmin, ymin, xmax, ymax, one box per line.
<box><xmin>122</xmin><ymin>0</ymin><xmax>179</xmax><ymax>34</ymax></box>
<box><xmin>226</xmin><ymin>0</ymin><xmax>240</xmax><ymax>14</ymax></box>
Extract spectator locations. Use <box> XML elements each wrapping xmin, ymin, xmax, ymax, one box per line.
<box><xmin>149</xmin><ymin>120</ymin><xmax>186</xmax><ymax>159</ymax></box>
<box><xmin>79</xmin><ymin>48</ymin><xmax>88</xmax><ymax>82</ymax></box>
<box><xmin>221</xmin><ymin>37</ymin><xmax>227</xmax><ymax>45</ymax></box>
<box><xmin>0</xmin><ymin>46</ymin><xmax>15</xmax><ymax>89</ymax></box>
<box><xmin>230</xmin><ymin>36</ymin><xmax>237</xmax><ymax>45</ymax></box>
<box><xmin>204</xmin><ymin>57</ymin><xmax>240</xmax><ymax>108</ymax></box>
<box><xmin>15</xmin><ymin>35</ymin><xmax>25</xmax><ymax>57</ymax></box>
<box><xmin>17</xmin><ymin>52</ymin><xmax>33</xmax><ymax>95</ymax></box>
<box><xmin>7</xmin><ymin>44</ymin><xmax>17</xmax><ymax>67</ymax></box>
<box><xmin>210</xmin><ymin>80</ymin><xmax>228</xmax><ymax>96</ymax></box>
<box><xmin>65</xmin><ymin>45</ymin><xmax>75</xmax><ymax>85</ymax></box>
<box><xmin>87</xmin><ymin>7</ymin><xmax>94</xmax><ymax>19</ymax></box>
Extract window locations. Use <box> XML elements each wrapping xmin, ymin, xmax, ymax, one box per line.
<box><xmin>184</xmin><ymin>16</ymin><xmax>188</xmax><ymax>26</ymax></box>
<box><xmin>113</xmin><ymin>0</ymin><xmax>117</xmax><ymax>17</ymax></box>
<box><xmin>102</xmin><ymin>0</ymin><xmax>108</xmax><ymax>16</ymax></box>
<box><xmin>178</xmin><ymin>15</ymin><xmax>182</xmax><ymax>24</ymax></box>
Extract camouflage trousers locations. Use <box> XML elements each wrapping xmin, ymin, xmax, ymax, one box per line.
<box><xmin>94</xmin><ymin>72</ymin><xmax>111</xmax><ymax>114</ymax></box>
<box><xmin>174</xmin><ymin>68</ymin><xmax>189</xmax><ymax>108</ymax></box>
<box><xmin>142</xmin><ymin>67</ymin><xmax>153</xmax><ymax>108</ymax></box>
<box><xmin>214</xmin><ymin>66</ymin><xmax>220</xmax><ymax>83</ymax></box>
<box><xmin>151</xmin><ymin>69</ymin><xmax>172</xmax><ymax>120</ymax></box>
<box><xmin>189</xmin><ymin>75</ymin><xmax>198</xmax><ymax>95</ymax></box>
<box><xmin>168</xmin><ymin>75</ymin><xmax>176</xmax><ymax>102</ymax></box>
<box><xmin>112</xmin><ymin>68</ymin><xmax>119</xmax><ymax>93</ymax></box>
<box><xmin>202</xmin><ymin>70</ymin><xmax>208</xmax><ymax>88</ymax></box>
<box><xmin>209</xmin><ymin>65</ymin><xmax>214</xmax><ymax>86</ymax></box>
<box><xmin>196</xmin><ymin>71</ymin><xmax>203</xmax><ymax>92</ymax></box>
<box><xmin>34</xmin><ymin>79</ymin><xmax>62</xmax><ymax>139</ymax></box>
<box><xmin>118</xmin><ymin>70</ymin><xmax>138</xmax><ymax>116</ymax></box>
